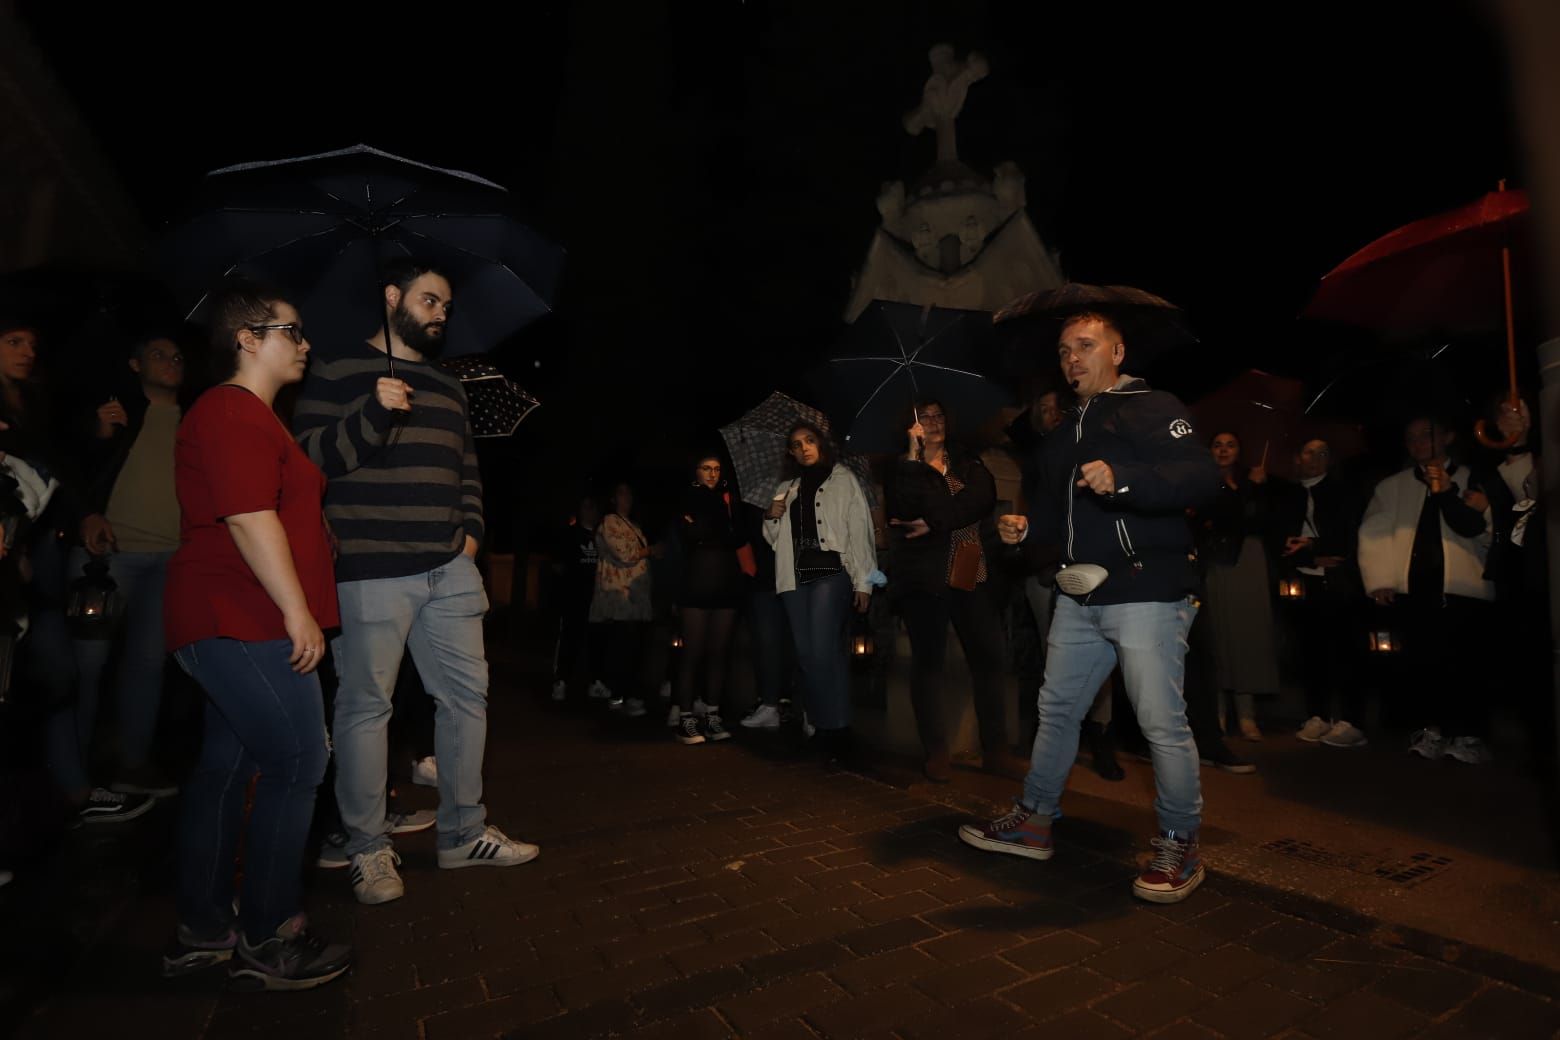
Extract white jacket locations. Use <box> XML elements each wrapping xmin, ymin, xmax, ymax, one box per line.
<box><xmin>1357</xmin><ymin>465</ymin><xmax>1494</xmax><ymax>602</ymax></box>
<box><xmin>763</xmin><ymin>465</ymin><xmax>877</xmax><ymax>595</ymax></box>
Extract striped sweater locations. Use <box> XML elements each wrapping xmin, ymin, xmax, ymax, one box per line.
<box><xmin>292</xmin><ymin>343</ymin><xmax>484</xmax><ymax>581</ymax></box>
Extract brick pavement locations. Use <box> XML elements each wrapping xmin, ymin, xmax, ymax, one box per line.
<box><xmin>14</xmin><ymin>650</ymin><xmax>1560</xmax><ymax>1039</ymax></box>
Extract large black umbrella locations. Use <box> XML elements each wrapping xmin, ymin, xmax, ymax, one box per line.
<box><xmin>814</xmin><ymin>301</ymin><xmax>1010</xmax><ymax>454</ymax></box>
<box><xmin>993</xmin><ymin>282</ymin><xmax>1197</xmax><ymax>376</ymax></box>
<box><xmin>159</xmin><ymin>144</ymin><xmax>564</xmax><ymax>368</ymax></box>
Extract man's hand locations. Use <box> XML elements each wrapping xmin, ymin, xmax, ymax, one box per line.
<box><xmin>1423</xmin><ymin>463</ymin><xmax>1450</xmax><ymax>494</ymax></box>
<box><xmin>81</xmin><ymin>514</ymin><xmax>117</xmax><ymax>555</ymax></box>
<box><xmin>997</xmin><ymin>514</ymin><xmax>1028</xmax><ymax>544</ymax></box>
<box><xmin>1464</xmin><ymin>489</ymin><xmax>1489</xmax><ymax>514</ymax></box>
<box><xmin>95</xmin><ymin>398</ymin><xmax>128</xmax><ymax>440</ymax></box>
<box><xmin>889</xmin><ymin>518</ymin><xmax>930</xmax><ymax>539</ymax></box>
<box><xmin>463</xmin><ymin>534</ymin><xmax>479</xmax><ymax>558</ymax></box>
<box><xmin>375</xmin><ymin>378</ymin><xmax>415</xmax><ymax>413</ymax></box>
<box><xmin>1369</xmin><ymin>588</ymin><xmax>1396</xmax><ymax>605</ymax></box>
<box><xmin>853</xmin><ymin>591</ymin><xmax>871</xmax><ymax>614</ymax></box>
<box><xmin>1075</xmin><ymin>460</ymin><xmax>1116</xmax><ymax>496</ymax></box>
<box><xmin>1282</xmin><ymin>535</ymin><xmax>1312</xmax><ymax>558</ymax></box>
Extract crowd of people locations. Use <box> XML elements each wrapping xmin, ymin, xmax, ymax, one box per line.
<box><xmin>0</xmin><ymin>255</ymin><xmax>1548</xmax><ymax>1000</ymax></box>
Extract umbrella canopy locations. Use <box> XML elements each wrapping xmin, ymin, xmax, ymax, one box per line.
<box><xmin>159</xmin><ymin>144</ymin><xmax>564</xmax><ymax>359</ymax></box>
<box><xmin>718</xmin><ymin>392</ymin><xmax>876</xmax><ymax>508</ymax></box>
<box><xmin>815</xmin><ymin>301</ymin><xmax>1010</xmax><ymax>454</ymax></box>
<box><xmin>1192</xmin><ymin>369</ymin><xmax>1364</xmax><ymax>479</ymax></box>
<box><xmin>441</xmin><ymin>356</ymin><xmax>539</xmax><ymax>438</ymax></box>
<box><xmin>1302</xmin><ymin>186</ymin><xmax>1530</xmax><ymax>339</ymax></box>
<box><xmin>993</xmin><ymin>282</ymin><xmax>1198</xmax><ymax>376</ymax></box>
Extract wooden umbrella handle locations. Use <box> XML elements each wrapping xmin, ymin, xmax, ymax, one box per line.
<box><xmin>1474</xmin><ymin>238</ymin><xmax>1522</xmax><ymax>450</ymax></box>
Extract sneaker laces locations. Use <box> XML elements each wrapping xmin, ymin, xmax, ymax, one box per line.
<box><xmin>357</xmin><ymin>848</ymin><xmax>401</xmax><ymax>885</ymax></box>
<box><xmin>989</xmin><ymin>805</ymin><xmax>1033</xmax><ymax>831</ymax></box>
<box><xmin>478</xmin><ymin>826</ymin><xmax>516</xmax><ymax>852</ymax></box>
<box><xmin>1147</xmin><ymin>834</ymin><xmax>1190</xmax><ymax>875</ymax></box>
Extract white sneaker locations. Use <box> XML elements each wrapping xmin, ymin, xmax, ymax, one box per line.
<box><xmin>1409</xmin><ymin>727</ymin><xmax>1447</xmax><ymax>760</ymax></box>
<box><xmin>551</xmin><ymin>680</ymin><xmax>567</xmax><ymax>702</ymax></box>
<box><xmin>388</xmin><ymin>808</ymin><xmax>437</xmax><ymax>834</ymax></box>
<box><xmin>620</xmin><ymin>697</ymin><xmax>647</xmax><ymax>718</ymax></box>
<box><xmin>1296</xmin><ymin>716</ymin><xmax>1331</xmax><ymax>742</ymax></box>
<box><xmin>438</xmin><ymin>825</ymin><xmax>539</xmax><ymax>869</ymax></box>
<box><xmin>588</xmin><ymin>680</ymin><xmax>612</xmax><ymax>700</ymax></box>
<box><xmin>1321</xmin><ymin>720</ymin><xmax>1368</xmax><ymax>749</ymax></box>
<box><xmin>741</xmin><ymin>704</ymin><xmax>781</xmax><ymax>729</ymax></box>
<box><xmin>1446</xmin><ymin>736</ymin><xmax>1492</xmax><ymax>765</ymax></box>
<box><xmin>350</xmin><ymin>848</ymin><xmax>404</xmax><ymax>904</ymax></box>
<box><xmin>412</xmin><ymin>756</ymin><xmax>438</xmax><ymax>787</ymax></box>
<box><xmin>666</xmin><ymin>704</ymin><xmax>681</xmax><ymax>727</ymax></box>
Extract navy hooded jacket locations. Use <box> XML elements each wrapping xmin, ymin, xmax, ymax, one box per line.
<box><xmin>1023</xmin><ymin>376</ymin><xmax>1220</xmax><ymax>605</ymax></box>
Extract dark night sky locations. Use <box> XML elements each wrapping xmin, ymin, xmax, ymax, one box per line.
<box><xmin>15</xmin><ymin>1</ymin><xmax>1521</xmax><ymax>538</ymax></box>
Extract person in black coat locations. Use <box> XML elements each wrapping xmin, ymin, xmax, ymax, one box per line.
<box><xmin>887</xmin><ymin>400</ymin><xmax>1026</xmax><ymax>784</ymax></box>
<box><xmin>1269</xmin><ymin>438</ymin><xmax>1370</xmax><ymax>747</ymax></box>
<box><xmin>670</xmin><ymin>455</ymin><xmax>748</xmax><ymax>745</ymax></box>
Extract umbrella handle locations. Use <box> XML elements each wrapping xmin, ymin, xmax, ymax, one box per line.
<box><xmin>1474</xmin><ymin>236</ymin><xmax>1521</xmax><ymax>450</ymax></box>
<box><xmin>1473</xmin><ymin>415</ymin><xmax>1522</xmax><ymax>450</ymax></box>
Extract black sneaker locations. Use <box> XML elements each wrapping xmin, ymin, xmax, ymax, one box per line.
<box><xmin>1198</xmin><ymin>740</ymin><xmax>1257</xmax><ymax>775</ymax></box>
<box><xmin>703</xmin><ymin>712</ymin><xmax>732</xmax><ymax>742</ymax></box>
<box><xmin>677</xmin><ymin>714</ymin><xmax>706</xmax><ymax>745</ymax></box>
<box><xmin>162</xmin><ymin>924</ymin><xmax>237</xmax><ymax>977</ymax></box>
<box><xmin>230</xmin><ymin>915</ymin><xmax>352</xmax><ymax>991</ymax></box>
<box><xmin>77</xmin><ymin>787</ymin><xmax>155</xmax><ymax>826</ymax></box>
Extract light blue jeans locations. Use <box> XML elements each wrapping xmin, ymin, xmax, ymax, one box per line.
<box><xmin>333</xmin><ymin>554</ymin><xmax>490</xmax><ymax>856</ymax></box>
<box><xmin>1022</xmin><ymin>595</ymin><xmax>1202</xmax><ymax>833</ymax></box>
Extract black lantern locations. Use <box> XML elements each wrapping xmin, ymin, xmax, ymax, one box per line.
<box><xmin>67</xmin><ymin>557</ymin><xmax>119</xmax><ymax>629</ymax></box>
<box><xmin>1277</xmin><ymin>576</ymin><xmax>1307</xmax><ymax>601</ymax></box>
<box><xmin>851</xmin><ymin>616</ymin><xmax>875</xmax><ymax>658</ymax></box>
<box><xmin>1366</xmin><ymin>627</ymin><xmax>1400</xmax><ymax>654</ymax></box>
<box><xmin>670</xmin><ymin>632</ymin><xmax>684</xmax><ymax>650</ymax></box>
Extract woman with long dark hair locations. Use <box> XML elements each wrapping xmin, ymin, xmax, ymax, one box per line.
<box><xmin>161</xmin><ymin>279</ymin><xmax>353</xmax><ymax>989</ymax></box>
<box><xmin>670</xmin><ymin>454</ymin><xmax>747</xmax><ymax>744</ymax></box>
<box><xmin>887</xmin><ymin>400</ymin><xmax>1026</xmax><ymax>782</ymax></box>
<box><xmin>763</xmin><ymin>421</ymin><xmax>875</xmax><ymax>755</ymax></box>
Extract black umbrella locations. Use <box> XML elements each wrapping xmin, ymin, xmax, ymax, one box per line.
<box><xmin>441</xmin><ymin>356</ymin><xmax>540</xmax><ymax>439</ymax></box>
<box><xmin>814</xmin><ymin>301</ymin><xmax>1011</xmax><ymax>454</ymax></box>
<box><xmin>159</xmin><ymin>144</ymin><xmax>564</xmax><ymax>371</ymax></box>
<box><xmin>993</xmin><ymin>282</ymin><xmax>1197</xmax><ymax>376</ymax></box>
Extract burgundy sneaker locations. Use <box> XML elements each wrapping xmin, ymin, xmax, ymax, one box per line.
<box><xmin>1132</xmin><ymin>829</ymin><xmax>1204</xmax><ymax>903</ymax></box>
<box><xmin>957</xmin><ymin>804</ymin><xmax>1054</xmax><ymax>861</ymax></box>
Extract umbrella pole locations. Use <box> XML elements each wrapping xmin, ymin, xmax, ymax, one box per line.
<box><xmin>1475</xmin><ymin>183</ymin><xmax>1522</xmax><ymax>449</ymax></box>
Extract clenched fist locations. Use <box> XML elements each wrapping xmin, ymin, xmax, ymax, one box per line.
<box><xmin>1075</xmin><ymin>460</ymin><xmax>1116</xmax><ymax>496</ymax></box>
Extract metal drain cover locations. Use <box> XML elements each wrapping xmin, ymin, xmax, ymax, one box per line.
<box><xmin>1262</xmin><ymin>838</ymin><xmax>1453</xmax><ymax>888</ymax></box>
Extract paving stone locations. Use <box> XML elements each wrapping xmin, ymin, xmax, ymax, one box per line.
<box><xmin>1364</xmin><ymin>958</ymin><xmax>1483</xmax><ymax>1016</ymax></box>
<box><xmin>1009</xmin><ymin>1008</ymin><xmax>1134</xmax><ymax>1040</ymax></box>
<box><xmin>555</xmin><ymin>955</ymin><xmax>680</xmax><ymax>1009</ymax></box>
<box><xmin>827</xmin><ymin>945</ymin><xmax>941</xmax><ymax>995</ymax></box>
<box><xmin>1438</xmin><ymin>985</ymin><xmax>1560</xmax><ymax>1040</ymax></box>
<box><xmin>1244</xmin><ymin>918</ymin><xmax>1344</xmax><ymax>962</ymax></box>
<box><xmin>912</xmin><ymin>954</ymin><xmax>1026</xmax><ymax>1006</ymax></box>
<box><xmin>1001</xmin><ymin>967</ymin><xmax>1119</xmax><ymax>1020</ymax></box>
<box><xmin>1187</xmin><ymin>980</ymin><xmax>1318</xmax><ymax>1039</ymax></box>
<box><xmin>744</xmin><ymin>939</ymin><xmax>853</xmax><ymax>982</ymax></box>
<box><xmin>894</xmin><ymin>995</ymin><xmax>1034</xmax><ymax>1040</ymax></box>
<box><xmin>764</xmin><ymin>909</ymin><xmax>868</xmax><ymax>948</ymax></box>
<box><xmin>351</xmin><ymin>977</ymin><xmax>487</xmax><ymax>1032</ymax></box>
<box><xmin>1082</xmin><ymin>937</ymin><xmax>1184</xmax><ymax>982</ymax></box>
<box><xmin>852</xmin><ymin>890</ymin><xmax>944</xmax><ymax>924</ymax></box>
<box><xmin>718</xmin><ymin>972</ymin><xmax>847</xmax><ymax>1035</ymax></box>
<box><xmin>635</xmin><ymin>965</ymin><xmax>752</xmax><ymax>1019</ymax></box>
<box><xmin>669</xmin><ymin>930</ymin><xmax>781</xmax><ymax>977</ymax></box>
<box><xmin>804</xmin><ymin>982</ymin><xmax>943</xmax><ymax>1039</ymax></box>
<box><xmin>1171</xmin><ymin>942</ymin><xmax>1283</xmax><ymax>993</ymax></box>
<box><xmin>1094</xmin><ymin>975</ymin><xmax>1214</xmax><ymax>1033</ymax></box>
<box><xmin>1300</xmin><ymin>988</ymin><xmax>1428</xmax><ymax>1039</ymax></box>
<box><xmin>420</xmin><ymin>986</ymin><xmax>568</xmax><ymax>1039</ymax></box>
<box><xmin>1001</xmin><ymin>931</ymin><xmax>1104</xmax><ymax>973</ymax></box>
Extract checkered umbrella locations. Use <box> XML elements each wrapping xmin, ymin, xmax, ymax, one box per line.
<box><xmin>442</xmin><ymin>356</ymin><xmax>539</xmax><ymax>438</ymax></box>
<box><xmin>719</xmin><ymin>392</ymin><xmax>877</xmax><ymax>508</ymax></box>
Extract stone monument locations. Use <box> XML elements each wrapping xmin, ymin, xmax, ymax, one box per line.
<box><xmin>845</xmin><ymin>44</ymin><xmax>1064</xmax><ymax>322</ymax></box>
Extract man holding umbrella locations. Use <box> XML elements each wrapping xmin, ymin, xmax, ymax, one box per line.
<box><xmin>957</xmin><ymin>311</ymin><xmax>1219</xmax><ymax>904</ymax></box>
<box><xmin>294</xmin><ymin>258</ymin><xmax>538</xmax><ymax>906</ymax></box>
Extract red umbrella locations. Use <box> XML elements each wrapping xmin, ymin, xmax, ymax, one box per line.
<box><xmin>1302</xmin><ymin>183</ymin><xmax>1529</xmax><ymax>447</ymax></box>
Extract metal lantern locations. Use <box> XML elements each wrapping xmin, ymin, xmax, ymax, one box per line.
<box><xmin>1367</xmin><ymin>628</ymin><xmax>1400</xmax><ymax>654</ymax></box>
<box><xmin>851</xmin><ymin>617</ymin><xmax>875</xmax><ymax>657</ymax></box>
<box><xmin>67</xmin><ymin>557</ymin><xmax>119</xmax><ymax>629</ymax></box>
<box><xmin>1277</xmin><ymin>577</ymin><xmax>1307</xmax><ymax>600</ymax></box>
<box><xmin>670</xmin><ymin>633</ymin><xmax>684</xmax><ymax>650</ymax></box>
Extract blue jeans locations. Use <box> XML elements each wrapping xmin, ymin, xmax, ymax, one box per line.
<box><xmin>174</xmin><ymin>638</ymin><xmax>329</xmax><ymax>944</ymax></box>
<box><xmin>1022</xmin><ymin>596</ymin><xmax>1201</xmax><ymax>833</ymax></box>
<box><xmin>779</xmin><ymin>571</ymin><xmax>853</xmax><ymax>730</ymax></box>
<box><xmin>748</xmin><ymin>581</ymin><xmax>793</xmax><ymax>707</ymax></box>
<box><xmin>65</xmin><ymin>548</ymin><xmax>172</xmax><ymax>777</ymax></box>
<box><xmin>333</xmin><ymin>555</ymin><xmax>489</xmax><ymax>856</ymax></box>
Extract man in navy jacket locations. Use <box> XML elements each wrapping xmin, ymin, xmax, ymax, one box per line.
<box><xmin>958</xmin><ymin>311</ymin><xmax>1219</xmax><ymax>903</ymax></box>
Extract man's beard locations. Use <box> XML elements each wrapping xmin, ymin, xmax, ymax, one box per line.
<box><xmin>392</xmin><ymin>304</ymin><xmax>447</xmax><ymax>358</ymax></box>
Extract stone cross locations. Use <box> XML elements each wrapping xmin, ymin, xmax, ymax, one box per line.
<box><xmin>902</xmin><ymin>44</ymin><xmax>989</xmax><ymax>162</ymax></box>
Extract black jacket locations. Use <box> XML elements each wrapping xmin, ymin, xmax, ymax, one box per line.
<box><xmin>1195</xmin><ymin>477</ymin><xmax>1272</xmax><ymax>568</ymax></box>
<box><xmin>676</xmin><ymin>483</ymin><xmax>746</xmax><ymax>608</ymax></box>
<box><xmin>886</xmin><ymin>445</ymin><xmax>996</xmax><ymax>598</ymax></box>
<box><xmin>1266</xmin><ymin>473</ymin><xmax>1364</xmax><ymax>598</ymax></box>
<box><xmin>80</xmin><ymin>389</ymin><xmax>187</xmax><ymax>520</ymax></box>
<box><xmin>1021</xmin><ymin>377</ymin><xmax>1219</xmax><ymax>605</ymax></box>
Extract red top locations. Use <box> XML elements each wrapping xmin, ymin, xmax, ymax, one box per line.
<box><xmin>165</xmin><ymin>385</ymin><xmax>339</xmax><ymax>650</ymax></box>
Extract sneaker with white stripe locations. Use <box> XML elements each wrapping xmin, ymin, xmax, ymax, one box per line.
<box><xmin>437</xmin><ymin>825</ymin><xmax>540</xmax><ymax>869</ymax></box>
<box><xmin>350</xmin><ymin>848</ymin><xmax>404</xmax><ymax>904</ymax></box>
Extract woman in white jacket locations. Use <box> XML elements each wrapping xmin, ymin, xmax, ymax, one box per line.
<box><xmin>763</xmin><ymin>421</ymin><xmax>876</xmax><ymax>752</ymax></box>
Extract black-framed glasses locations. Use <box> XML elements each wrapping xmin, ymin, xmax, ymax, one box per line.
<box><xmin>246</xmin><ymin>323</ymin><xmax>305</xmax><ymax>345</ymax></box>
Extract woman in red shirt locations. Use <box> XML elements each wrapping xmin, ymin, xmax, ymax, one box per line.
<box><xmin>161</xmin><ymin>281</ymin><xmax>353</xmax><ymax>991</ymax></box>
